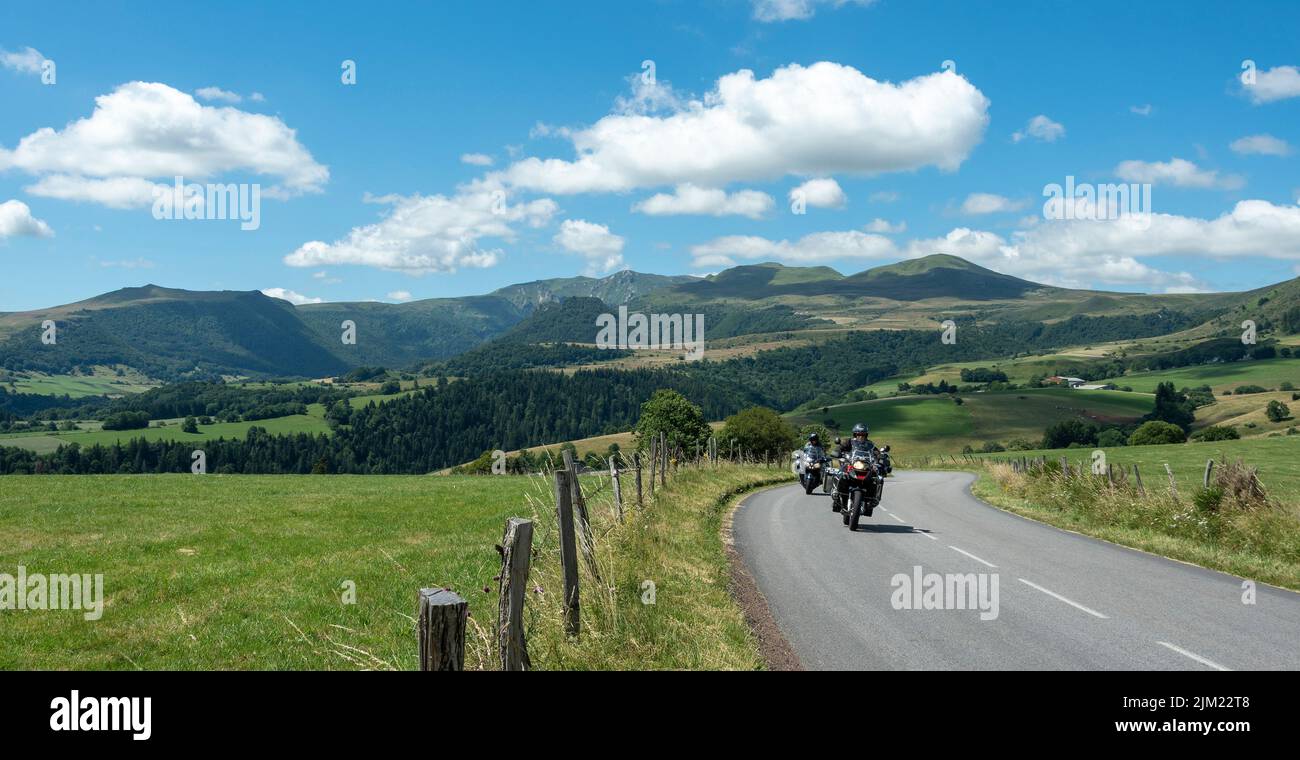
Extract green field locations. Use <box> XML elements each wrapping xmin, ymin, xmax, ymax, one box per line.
<box><xmin>0</xmin><ymin>388</ymin><xmax>421</xmax><ymax>455</ymax></box>
<box><xmin>1</xmin><ymin>369</ymin><xmax>159</xmax><ymax>398</ymax></box>
<box><xmin>973</xmin><ymin>435</ymin><xmax>1300</xmax><ymax>495</ymax></box>
<box><xmin>0</xmin><ymin>474</ymin><xmax>555</xmax><ymax>669</ymax></box>
<box><xmin>0</xmin><ymin>409</ymin><xmax>333</xmax><ymax>455</ymax></box>
<box><xmin>790</xmin><ymin>387</ymin><xmax>1155</xmax><ymax>455</ymax></box>
<box><xmin>1100</xmin><ymin>357</ymin><xmax>1300</xmax><ymax>393</ymax></box>
<box><xmin>0</xmin><ymin>465</ymin><xmax>785</xmax><ymax>670</ymax></box>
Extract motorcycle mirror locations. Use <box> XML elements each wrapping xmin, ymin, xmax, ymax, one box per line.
<box><xmin>883</xmin><ymin>445</ymin><xmax>890</xmax><ymax>452</ymax></box>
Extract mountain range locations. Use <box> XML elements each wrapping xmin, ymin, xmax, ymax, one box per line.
<box><xmin>1</xmin><ymin>254</ymin><xmax>1295</xmax><ymax>382</ymax></box>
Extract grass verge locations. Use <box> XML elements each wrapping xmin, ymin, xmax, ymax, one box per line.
<box><xmin>968</xmin><ymin>461</ymin><xmax>1300</xmax><ymax>591</ymax></box>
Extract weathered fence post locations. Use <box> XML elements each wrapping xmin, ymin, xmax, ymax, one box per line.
<box><xmin>1132</xmin><ymin>463</ymin><xmax>1145</xmax><ymax>494</ymax></box>
<box><xmin>1203</xmin><ymin>459</ymin><xmax>1215</xmax><ymax>489</ymax></box>
<box><xmin>561</xmin><ymin>449</ymin><xmax>601</xmax><ymax>584</ymax></box>
<box><xmin>609</xmin><ymin>455</ymin><xmax>624</xmax><ymax>523</ymax></box>
<box><xmin>496</xmin><ymin>517</ymin><xmax>533</xmax><ymax>671</ymax></box>
<box><xmin>648</xmin><ymin>437</ymin><xmax>657</xmax><ymax>496</ymax></box>
<box><xmin>417</xmin><ymin>588</ymin><xmax>468</xmax><ymax>671</ymax></box>
<box><xmin>634</xmin><ymin>452</ymin><xmax>643</xmax><ymax>507</ymax></box>
<box><xmin>659</xmin><ymin>432</ymin><xmax>667</xmax><ymax>487</ymax></box>
<box><xmin>553</xmin><ymin>469</ymin><xmax>580</xmax><ymax>638</ymax></box>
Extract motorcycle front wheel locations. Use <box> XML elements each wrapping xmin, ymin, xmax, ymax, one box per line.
<box><xmin>848</xmin><ymin>490</ymin><xmax>863</xmax><ymax>531</ymax></box>
<box><xmin>804</xmin><ymin>474</ymin><xmax>816</xmax><ymax>495</ymax></box>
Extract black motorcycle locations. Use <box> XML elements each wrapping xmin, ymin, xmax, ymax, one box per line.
<box><xmin>833</xmin><ymin>445</ymin><xmax>891</xmax><ymax>531</ymax></box>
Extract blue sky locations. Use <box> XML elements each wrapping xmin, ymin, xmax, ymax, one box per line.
<box><xmin>2</xmin><ymin>0</ymin><xmax>1299</xmax><ymax>311</ymax></box>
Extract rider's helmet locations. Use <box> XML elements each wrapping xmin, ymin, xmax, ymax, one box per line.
<box><xmin>852</xmin><ymin>422</ymin><xmax>869</xmax><ymax>441</ymax></box>
<box><xmin>807</xmin><ymin>432</ymin><xmax>820</xmax><ymax>445</ymax></box>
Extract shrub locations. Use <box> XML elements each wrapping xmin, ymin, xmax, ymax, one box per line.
<box><xmin>1128</xmin><ymin>420</ymin><xmax>1186</xmax><ymax>446</ymax></box>
<box><xmin>719</xmin><ymin>406</ymin><xmax>798</xmax><ymax>460</ymax></box>
<box><xmin>980</xmin><ymin>441</ymin><xmax>1005</xmax><ymax>453</ymax></box>
<box><xmin>1191</xmin><ymin>425</ymin><xmax>1240</xmax><ymax>442</ymax></box>
<box><xmin>1096</xmin><ymin>428</ymin><xmax>1127</xmax><ymax>447</ymax></box>
<box><xmin>1233</xmin><ymin>385</ymin><xmax>1269</xmax><ymax>395</ymax></box>
<box><xmin>1265</xmin><ymin>400</ymin><xmax>1292</xmax><ymax>423</ymax></box>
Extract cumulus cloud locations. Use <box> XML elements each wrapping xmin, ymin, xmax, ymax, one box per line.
<box><xmin>1243</xmin><ymin>64</ymin><xmax>1300</xmax><ymax>104</ymax></box>
<box><xmin>751</xmin><ymin>0</ymin><xmax>876</xmax><ymax>22</ymax></box>
<box><xmin>690</xmin><ymin>229</ymin><xmax>896</xmax><ymax>269</ymax></box>
<box><xmin>959</xmin><ymin>192</ymin><xmax>1026</xmax><ymax>215</ymax></box>
<box><xmin>865</xmin><ymin>218</ymin><xmax>906</xmax><ymax>234</ymax></box>
<box><xmin>0</xmin><ymin>46</ymin><xmax>46</xmax><ymax>75</ymax></box>
<box><xmin>284</xmin><ymin>183</ymin><xmax>557</xmax><ymax>275</ymax></box>
<box><xmin>690</xmin><ymin>198</ymin><xmax>1300</xmax><ymax>291</ymax></box>
<box><xmin>0</xmin><ymin>81</ymin><xmax>328</xmax><ymax>206</ymax></box>
<box><xmin>1012</xmin><ymin>114</ymin><xmax>1065</xmax><ymax>143</ymax></box>
<box><xmin>553</xmin><ymin>219</ymin><xmax>625</xmax><ymax>275</ymax></box>
<box><xmin>502</xmin><ymin>62</ymin><xmax>989</xmax><ymax>194</ymax></box>
<box><xmin>632</xmin><ymin>183</ymin><xmax>773</xmax><ymax>219</ymax></box>
<box><xmin>1229</xmin><ymin>134</ymin><xmax>1292</xmax><ymax>157</ymax></box>
<box><xmin>387</xmin><ymin>290</ymin><xmax>413</xmax><ymax>302</ymax></box>
<box><xmin>0</xmin><ymin>200</ymin><xmax>53</xmax><ymax>238</ymax></box>
<box><xmin>1115</xmin><ymin>157</ymin><xmax>1243</xmax><ymax>189</ymax></box>
<box><xmin>195</xmin><ymin>86</ymin><xmax>242</xmax><ymax>103</ymax></box>
<box><xmin>460</xmin><ymin>153</ymin><xmax>494</xmax><ymax>166</ymax></box>
<box><xmin>261</xmin><ymin>288</ymin><xmax>323</xmax><ymax>305</ymax></box>
<box><xmin>790</xmin><ymin>178</ymin><xmax>847</xmax><ymax>209</ymax></box>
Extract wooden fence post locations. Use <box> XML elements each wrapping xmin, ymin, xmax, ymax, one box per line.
<box><xmin>648</xmin><ymin>437</ymin><xmax>657</xmax><ymax>496</ymax></box>
<box><xmin>659</xmin><ymin>432</ymin><xmax>667</xmax><ymax>487</ymax></box>
<box><xmin>609</xmin><ymin>455</ymin><xmax>624</xmax><ymax>523</ymax></box>
<box><xmin>553</xmin><ymin>469</ymin><xmax>580</xmax><ymax>638</ymax></box>
<box><xmin>417</xmin><ymin>588</ymin><xmax>468</xmax><ymax>671</ymax></box>
<box><xmin>561</xmin><ymin>449</ymin><xmax>601</xmax><ymax>585</ymax></box>
<box><xmin>1203</xmin><ymin>459</ymin><xmax>1215</xmax><ymax>489</ymax></box>
<box><xmin>634</xmin><ymin>452</ymin><xmax>643</xmax><ymax>508</ymax></box>
<box><xmin>1132</xmin><ymin>463</ymin><xmax>1145</xmax><ymax>494</ymax></box>
<box><xmin>496</xmin><ymin>517</ymin><xmax>533</xmax><ymax>671</ymax></box>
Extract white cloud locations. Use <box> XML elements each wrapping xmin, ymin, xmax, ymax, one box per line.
<box><xmin>195</xmin><ymin>86</ymin><xmax>242</xmax><ymax>103</ymax></box>
<box><xmin>24</xmin><ymin>175</ymin><xmax>164</xmax><ymax>209</ymax></box>
<box><xmin>868</xmin><ymin>190</ymin><xmax>900</xmax><ymax>203</ymax></box>
<box><xmin>865</xmin><ymin>218</ymin><xmax>905</xmax><ymax>233</ymax></box>
<box><xmin>752</xmin><ymin>0</ymin><xmax>876</xmax><ymax>22</ymax></box>
<box><xmin>959</xmin><ymin>192</ymin><xmax>1026</xmax><ymax>215</ymax></box>
<box><xmin>553</xmin><ymin>219</ymin><xmax>625</xmax><ymax>275</ymax></box>
<box><xmin>1012</xmin><ymin>114</ymin><xmax>1065</xmax><ymax>143</ymax></box>
<box><xmin>0</xmin><ymin>200</ymin><xmax>53</xmax><ymax>238</ymax></box>
<box><xmin>502</xmin><ymin>62</ymin><xmax>989</xmax><ymax>194</ymax></box>
<box><xmin>1229</xmin><ymin>134</ymin><xmax>1292</xmax><ymax>157</ymax></box>
<box><xmin>690</xmin><ymin>230</ymin><xmax>896</xmax><ymax>268</ymax></box>
<box><xmin>285</xmin><ymin>183</ymin><xmax>557</xmax><ymax>275</ymax></box>
<box><xmin>1129</xmin><ymin>104</ymin><xmax>1153</xmax><ymax>116</ymax></box>
<box><xmin>0</xmin><ymin>46</ymin><xmax>45</xmax><ymax>75</ymax></box>
<box><xmin>1244</xmin><ymin>65</ymin><xmax>1300</xmax><ymax>105</ymax></box>
<box><xmin>790</xmin><ymin>178</ymin><xmax>847</xmax><ymax>209</ymax></box>
<box><xmin>689</xmin><ymin>198</ymin><xmax>1300</xmax><ymax>291</ymax></box>
<box><xmin>632</xmin><ymin>183</ymin><xmax>773</xmax><ymax>219</ymax></box>
<box><xmin>1115</xmin><ymin>157</ymin><xmax>1243</xmax><ymax>189</ymax></box>
<box><xmin>460</xmin><ymin>153</ymin><xmax>494</xmax><ymax>166</ymax></box>
<box><xmin>387</xmin><ymin>290</ymin><xmax>413</xmax><ymax>302</ymax></box>
<box><xmin>261</xmin><ymin>288</ymin><xmax>323</xmax><ymax>305</ymax></box>
<box><xmin>0</xmin><ymin>82</ymin><xmax>328</xmax><ymax>205</ymax></box>
<box><xmin>250</xmin><ymin>92</ymin><xmax>266</xmax><ymax>103</ymax></box>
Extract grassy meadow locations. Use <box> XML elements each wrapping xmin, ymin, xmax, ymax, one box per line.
<box><xmin>0</xmin><ymin>464</ymin><xmax>789</xmax><ymax>670</ymax></box>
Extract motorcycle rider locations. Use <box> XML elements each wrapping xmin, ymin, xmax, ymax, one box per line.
<box><xmin>837</xmin><ymin>423</ymin><xmax>891</xmax><ymax>474</ymax></box>
<box><xmin>803</xmin><ymin>431</ymin><xmax>825</xmax><ymax>458</ymax></box>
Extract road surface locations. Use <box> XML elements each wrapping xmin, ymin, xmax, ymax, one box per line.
<box><xmin>732</xmin><ymin>470</ymin><xmax>1300</xmax><ymax>670</ymax></box>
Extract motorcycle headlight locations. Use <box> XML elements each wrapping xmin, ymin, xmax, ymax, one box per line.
<box><xmin>852</xmin><ymin>460</ymin><xmax>866</xmax><ymax>471</ymax></box>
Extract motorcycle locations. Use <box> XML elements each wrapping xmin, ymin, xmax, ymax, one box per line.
<box><xmin>833</xmin><ymin>445</ymin><xmax>891</xmax><ymax>531</ymax></box>
<box><xmin>795</xmin><ymin>447</ymin><xmax>829</xmax><ymax>495</ymax></box>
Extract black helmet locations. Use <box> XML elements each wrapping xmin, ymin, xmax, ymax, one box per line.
<box><xmin>852</xmin><ymin>423</ymin><xmax>869</xmax><ymax>437</ymax></box>
<box><xmin>807</xmin><ymin>432</ymin><xmax>820</xmax><ymax>443</ymax></box>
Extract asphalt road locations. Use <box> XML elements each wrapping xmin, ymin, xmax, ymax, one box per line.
<box><xmin>732</xmin><ymin>470</ymin><xmax>1300</xmax><ymax>670</ymax></box>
